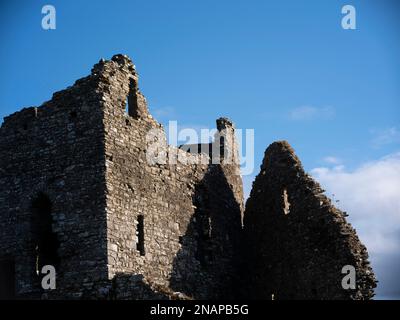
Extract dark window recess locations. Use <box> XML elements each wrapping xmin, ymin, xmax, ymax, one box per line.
<box><xmin>31</xmin><ymin>193</ymin><xmax>60</xmax><ymax>276</ymax></box>
<box><xmin>0</xmin><ymin>259</ymin><xmax>15</xmax><ymax>299</ymax></box>
<box><xmin>23</xmin><ymin>123</ymin><xmax>28</xmax><ymax>131</ymax></box>
<box><xmin>219</xmin><ymin>136</ymin><xmax>225</xmax><ymax>158</ymax></box>
<box><xmin>69</xmin><ymin>111</ymin><xmax>77</xmax><ymax>119</ymax></box>
<box><xmin>136</xmin><ymin>215</ymin><xmax>145</xmax><ymax>256</ymax></box>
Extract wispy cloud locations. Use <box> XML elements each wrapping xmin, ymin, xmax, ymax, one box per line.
<box><xmin>288</xmin><ymin>106</ymin><xmax>335</xmax><ymax>121</ymax></box>
<box><xmin>311</xmin><ymin>152</ymin><xmax>400</xmax><ymax>298</ymax></box>
<box><xmin>370</xmin><ymin>127</ymin><xmax>400</xmax><ymax>148</ymax></box>
<box><xmin>151</xmin><ymin>106</ymin><xmax>176</xmax><ymax>120</ymax></box>
<box><xmin>323</xmin><ymin>156</ymin><xmax>342</xmax><ymax>165</ymax></box>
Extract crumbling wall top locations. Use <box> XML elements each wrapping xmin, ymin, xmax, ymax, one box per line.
<box><xmin>216</xmin><ymin>117</ymin><xmax>234</xmax><ymax>131</ymax></box>
<box><xmin>91</xmin><ymin>54</ymin><xmax>137</xmax><ymax>78</ymax></box>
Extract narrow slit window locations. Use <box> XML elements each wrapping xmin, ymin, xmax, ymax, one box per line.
<box><xmin>125</xmin><ymin>96</ymin><xmax>129</xmax><ymax>115</ymax></box>
<box><xmin>219</xmin><ymin>136</ymin><xmax>225</xmax><ymax>159</ymax></box>
<box><xmin>136</xmin><ymin>215</ymin><xmax>145</xmax><ymax>256</ymax></box>
<box><xmin>283</xmin><ymin>188</ymin><xmax>291</xmax><ymax>215</ymax></box>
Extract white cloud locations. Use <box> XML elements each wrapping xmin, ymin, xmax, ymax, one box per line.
<box><xmin>289</xmin><ymin>106</ymin><xmax>335</xmax><ymax>121</ymax></box>
<box><xmin>311</xmin><ymin>152</ymin><xmax>400</xmax><ymax>298</ymax></box>
<box><xmin>370</xmin><ymin>127</ymin><xmax>400</xmax><ymax>148</ymax></box>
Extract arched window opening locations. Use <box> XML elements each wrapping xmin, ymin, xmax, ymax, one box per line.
<box><xmin>31</xmin><ymin>193</ymin><xmax>60</xmax><ymax>276</ymax></box>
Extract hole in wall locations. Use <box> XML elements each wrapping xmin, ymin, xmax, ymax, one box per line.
<box><xmin>283</xmin><ymin>188</ymin><xmax>290</xmax><ymax>215</ymax></box>
<box><xmin>69</xmin><ymin>111</ymin><xmax>77</xmax><ymax>119</ymax></box>
<box><xmin>126</xmin><ymin>183</ymin><xmax>134</xmax><ymax>193</ymax></box>
<box><xmin>136</xmin><ymin>215</ymin><xmax>145</xmax><ymax>256</ymax></box>
<box><xmin>23</xmin><ymin>123</ymin><xmax>28</xmax><ymax>131</ymax></box>
<box><xmin>125</xmin><ymin>97</ymin><xmax>129</xmax><ymax>115</ymax></box>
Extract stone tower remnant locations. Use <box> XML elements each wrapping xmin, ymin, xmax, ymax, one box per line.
<box><xmin>243</xmin><ymin>141</ymin><xmax>376</xmax><ymax>299</ymax></box>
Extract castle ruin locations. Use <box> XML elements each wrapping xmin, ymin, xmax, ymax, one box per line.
<box><xmin>0</xmin><ymin>54</ymin><xmax>376</xmax><ymax>299</ymax></box>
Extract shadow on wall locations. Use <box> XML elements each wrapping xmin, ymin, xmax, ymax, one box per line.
<box><xmin>107</xmin><ymin>164</ymin><xmax>242</xmax><ymax>300</ymax></box>
<box><xmin>48</xmin><ymin>159</ymin><xmax>243</xmax><ymax>300</ymax></box>
<box><xmin>109</xmin><ymin>274</ymin><xmax>169</xmax><ymax>300</ymax></box>
<box><xmin>169</xmin><ymin>164</ymin><xmax>242</xmax><ymax>299</ymax></box>
<box><xmin>242</xmin><ymin>141</ymin><xmax>376</xmax><ymax>300</ymax></box>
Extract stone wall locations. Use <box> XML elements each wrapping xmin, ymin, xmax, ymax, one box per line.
<box><xmin>243</xmin><ymin>141</ymin><xmax>377</xmax><ymax>299</ymax></box>
<box><xmin>0</xmin><ymin>71</ymin><xmax>110</xmax><ymax>298</ymax></box>
<box><xmin>0</xmin><ymin>54</ymin><xmax>244</xmax><ymax>299</ymax></box>
<box><xmin>97</xmin><ymin>55</ymin><xmax>243</xmax><ymax>299</ymax></box>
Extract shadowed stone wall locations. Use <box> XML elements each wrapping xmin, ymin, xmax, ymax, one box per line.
<box><xmin>99</xmin><ymin>55</ymin><xmax>243</xmax><ymax>299</ymax></box>
<box><xmin>0</xmin><ymin>69</ymin><xmax>109</xmax><ymax>298</ymax></box>
<box><xmin>243</xmin><ymin>141</ymin><xmax>377</xmax><ymax>300</ymax></box>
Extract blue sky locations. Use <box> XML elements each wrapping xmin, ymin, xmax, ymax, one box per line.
<box><xmin>1</xmin><ymin>0</ymin><xmax>399</xmax><ymax>299</ymax></box>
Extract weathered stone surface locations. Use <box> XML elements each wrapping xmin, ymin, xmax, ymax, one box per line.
<box><xmin>242</xmin><ymin>141</ymin><xmax>377</xmax><ymax>299</ymax></box>
<box><xmin>0</xmin><ymin>54</ymin><xmax>243</xmax><ymax>300</ymax></box>
<box><xmin>0</xmin><ymin>55</ymin><xmax>375</xmax><ymax>300</ymax></box>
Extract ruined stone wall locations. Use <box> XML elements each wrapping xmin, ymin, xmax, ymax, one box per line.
<box><xmin>91</xmin><ymin>55</ymin><xmax>244</xmax><ymax>299</ymax></box>
<box><xmin>0</xmin><ymin>54</ymin><xmax>244</xmax><ymax>300</ymax></box>
<box><xmin>242</xmin><ymin>141</ymin><xmax>376</xmax><ymax>300</ymax></box>
<box><xmin>0</xmin><ymin>74</ymin><xmax>110</xmax><ymax>298</ymax></box>
<box><xmin>1</xmin><ymin>54</ymin><xmax>375</xmax><ymax>300</ymax></box>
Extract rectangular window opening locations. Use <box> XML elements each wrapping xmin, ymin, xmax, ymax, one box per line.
<box><xmin>136</xmin><ymin>215</ymin><xmax>145</xmax><ymax>256</ymax></box>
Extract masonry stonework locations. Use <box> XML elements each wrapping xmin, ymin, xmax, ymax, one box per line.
<box><xmin>0</xmin><ymin>54</ymin><xmax>376</xmax><ymax>300</ymax></box>
<box><xmin>242</xmin><ymin>141</ymin><xmax>376</xmax><ymax>299</ymax></box>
